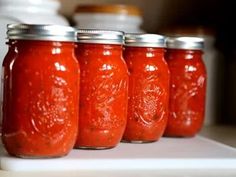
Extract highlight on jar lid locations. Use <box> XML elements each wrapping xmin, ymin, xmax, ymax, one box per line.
<box><xmin>76</xmin><ymin>29</ymin><xmax>124</xmax><ymax>44</ymax></box>
<box><xmin>7</xmin><ymin>24</ymin><xmax>76</xmax><ymax>42</ymax></box>
<box><xmin>75</xmin><ymin>4</ymin><xmax>142</xmax><ymax>17</ymax></box>
<box><xmin>124</xmin><ymin>33</ymin><xmax>166</xmax><ymax>47</ymax></box>
<box><xmin>166</xmin><ymin>36</ymin><xmax>204</xmax><ymax>50</ymax></box>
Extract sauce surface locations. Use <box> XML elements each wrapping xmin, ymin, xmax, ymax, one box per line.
<box><xmin>2</xmin><ymin>40</ymin><xmax>80</xmax><ymax>157</ymax></box>
<box><xmin>75</xmin><ymin>44</ymin><xmax>128</xmax><ymax>148</ymax></box>
<box><xmin>123</xmin><ymin>47</ymin><xmax>170</xmax><ymax>142</ymax></box>
<box><xmin>164</xmin><ymin>49</ymin><xmax>206</xmax><ymax>137</ymax></box>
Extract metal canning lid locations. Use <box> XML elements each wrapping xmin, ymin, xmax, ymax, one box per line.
<box><xmin>124</xmin><ymin>33</ymin><xmax>166</xmax><ymax>47</ymax></box>
<box><xmin>76</xmin><ymin>29</ymin><xmax>124</xmax><ymax>44</ymax></box>
<box><xmin>166</xmin><ymin>36</ymin><xmax>204</xmax><ymax>50</ymax></box>
<box><xmin>7</xmin><ymin>24</ymin><xmax>76</xmax><ymax>42</ymax></box>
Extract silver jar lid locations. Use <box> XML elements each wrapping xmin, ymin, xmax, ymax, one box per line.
<box><xmin>166</xmin><ymin>36</ymin><xmax>204</xmax><ymax>50</ymax></box>
<box><xmin>7</xmin><ymin>24</ymin><xmax>76</xmax><ymax>42</ymax></box>
<box><xmin>124</xmin><ymin>33</ymin><xmax>166</xmax><ymax>47</ymax></box>
<box><xmin>76</xmin><ymin>29</ymin><xmax>124</xmax><ymax>44</ymax></box>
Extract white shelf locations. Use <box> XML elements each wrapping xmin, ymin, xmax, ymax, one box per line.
<box><xmin>1</xmin><ymin>136</ymin><xmax>236</xmax><ymax>172</ymax></box>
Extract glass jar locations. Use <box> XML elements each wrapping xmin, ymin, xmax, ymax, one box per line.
<box><xmin>160</xmin><ymin>26</ymin><xmax>223</xmax><ymax>125</ymax></box>
<box><xmin>122</xmin><ymin>34</ymin><xmax>169</xmax><ymax>143</ymax></box>
<box><xmin>74</xmin><ymin>29</ymin><xmax>128</xmax><ymax>149</ymax></box>
<box><xmin>164</xmin><ymin>37</ymin><xmax>206</xmax><ymax>137</ymax></box>
<box><xmin>73</xmin><ymin>4</ymin><xmax>143</xmax><ymax>33</ymax></box>
<box><xmin>2</xmin><ymin>24</ymin><xmax>80</xmax><ymax>158</ymax></box>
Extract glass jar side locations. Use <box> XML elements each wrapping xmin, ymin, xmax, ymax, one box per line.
<box><xmin>164</xmin><ymin>49</ymin><xmax>206</xmax><ymax>137</ymax></box>
<box><xmin>2</xmin><ymin>40</ymin><xmax>80</xmax><ymax>158</ymax></box>
<box><xmin>74</xmin><ymin>43</ymin><xmax>129</xmax><ymax>149</ymax></box>
<box><xmin>122</xmin><ymin>46</ymin><xmax>170</xmax><ymax>143</ymax></box>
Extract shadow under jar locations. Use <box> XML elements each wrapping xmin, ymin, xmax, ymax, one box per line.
<box><xmin>164</xmin><ymin>37</ymin><xmax>206</xmax><ymax>137</ymax></box>
<box><xmin>74</xmin><ymin>29</ymin><xmax>129</xmax><ymax>149</ymax></box>
<box><xmin>122</xmin><ymin>34</ymin><xmax>170</xmax><ymax>143</ymax></box>
<box><xmin>1</xmin><ymin>24</ymin><xmax>80</xmax><ymax>158</ymax></box>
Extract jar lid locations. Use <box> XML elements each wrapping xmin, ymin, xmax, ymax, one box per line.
<box><xmin>75</xmin><ymin>4</ymin><xmax>142</xmax><ymax>17</ymax></box>
<box><xmin>7</xmin><ymin>24</ymin><xmax>76</xmax><ymax>42</ymax></box>
<box><xmin>125</xmin><ymin>33</ymin><xmax>166</xmax><ymax>47</ymax></box>
<box><xmin>76</xmin><ymin>29</ymin><xmax>124</xmax><ymax>44</ymax></box>
<box><xmin>166</xmin><ymin>37</ymin><xmax>204</xmax><ymax>50</ymax></box>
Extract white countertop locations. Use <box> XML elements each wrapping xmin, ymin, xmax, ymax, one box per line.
<box><xmin>0</xmin><ymin>125</ymin><xmax>236</xmax><ymax>177</ymax></box>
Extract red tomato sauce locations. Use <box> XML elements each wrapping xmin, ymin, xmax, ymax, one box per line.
<box><xmin>75</xmin><ymin>43</ymin><xmax>128</xmax><ymax>149</ymax></box>
<box><xmin>122</xmin><ymin>46</ymin><xmax>170</xmax><ymax>142</ymax></box>
<box><xmin>164</xmin><ymin>49</ymin><xmax>206</xmax><ymax>137</ymax></box>
<box><xmin>2</xmin><ymin>40</ymin><xmax>80</xmax><ymax>157</ymax></box>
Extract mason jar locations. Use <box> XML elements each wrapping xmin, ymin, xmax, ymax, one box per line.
<box><xmin>2</xmin><ymin>24</ymin><xmax>79</xmax><ymax>158</ymax></box>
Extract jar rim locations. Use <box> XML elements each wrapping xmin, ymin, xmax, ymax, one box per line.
<box><xmin>124</xmin><ymin>33</ymin><xmax>166</xmax><ymax>48</ymax></box>
<box><xmin>7</xmin><ymin>24</ymin><xmax>76</xmax><ymax>42</ymax></box>
<box><xmin>166</xmin><ymin>36</ymin><xmax>204</xmax><ymax>50</ymax></box>
<box><xmin>76</xmin><ymin>29</ymin><xmax>124</xmax><ymax>45</ymax></box>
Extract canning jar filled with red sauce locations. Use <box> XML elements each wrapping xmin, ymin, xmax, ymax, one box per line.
<box><xmin>122</xmin><ymin>34</ymin><xmax>170</xmax><ymax>143</ymax></box>
<box><xmin>2</xmin><ymin>24</ymin><xmax>80</xmax><ymax>158</ymax></box>
<box><xmin>74</xmin><ymin>30</ymin><xmax>128</xmax><ymax>149</ymax></box>
<box><xmin>164</xmin><ymin>37</ymin><xmax>206</xmax><ymax>137</ymax></box>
